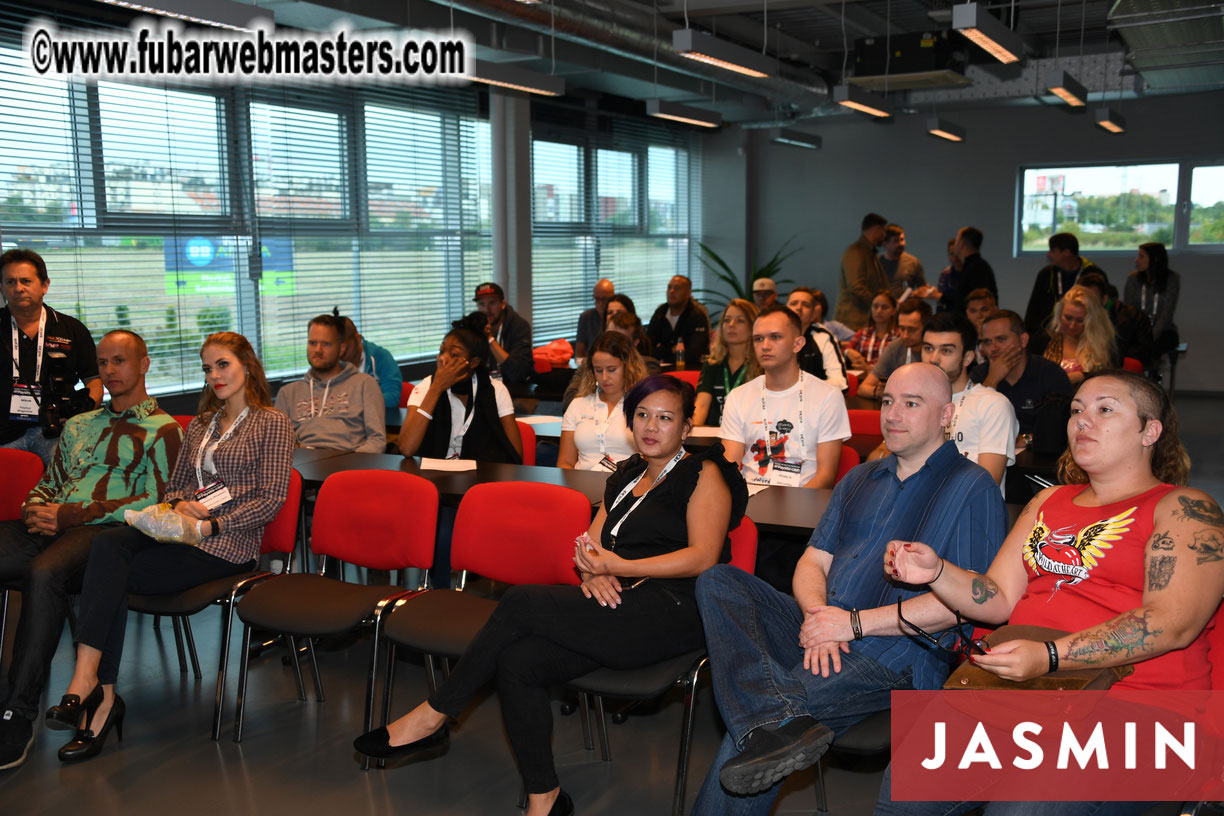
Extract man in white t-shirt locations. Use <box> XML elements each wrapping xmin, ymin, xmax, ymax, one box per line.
<box><xmin>719</xmin><ymin>306</ymin><xmax>850</xmax><ymax>489</ymax></box>
<box><xmin>921</xmin><ymin>311</ymin><xmax>1017</xmax><ymax>487</ymax></box>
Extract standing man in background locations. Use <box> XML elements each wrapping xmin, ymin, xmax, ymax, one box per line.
<box><xmin>880</xmin><ymin>224</ymin><xmax>925</xmax><ymax>300</ymax></box>
<box><xmin>835</xmin><ymin>213</ymin><xmax>889</xmax><ymax>330</ymax></box>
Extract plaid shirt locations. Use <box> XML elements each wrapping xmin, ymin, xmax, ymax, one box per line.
<box><xmin>166</xmin><ymin>407</ymin><xmax>294</xmax><ymax>564</ymax></box>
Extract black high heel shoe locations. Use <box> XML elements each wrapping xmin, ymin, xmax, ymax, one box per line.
<box><xmin>58</xmin><ymin>694</ymin><xmax>124</xmax><ymax>763</ymax></box>
<box><xmin>353</xmin><ymin>722</ymin><xmax>449</xmax><ymax>760</ymax></box>
<box><xmin>548</xmin><ymin>789</ymin><xmax>574</xmax><ymax>816</ymax></box>
<box><xmin>45</xmin><ymin>684</ymin><xmax>102</xmax><ymax>732</ymax></box>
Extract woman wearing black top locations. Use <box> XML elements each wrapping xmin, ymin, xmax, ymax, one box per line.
<box><xmin>355</xmin><ymin>375</ymin><xmax>748</xmax><ymax>816</ymax></box>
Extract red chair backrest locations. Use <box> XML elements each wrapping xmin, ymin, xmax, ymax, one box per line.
<box><xmin>451</xmin><ymin>482</ymin><xmax>591</xmax><ymax>586</ymax></box>
<box><xmin>846</xmin><ymin>370</ymin><xmax>859</xmax><ymax>397</ymax></box>
<box><xmin>727</xmin><ymin>517</ymin><xmax>758</xmax><ymax>574</ymax></box>
<box><xmin>172</xmin><ymin>415</ymin><xmax>194</xmax><ymax>433</ymax></box>
<box><xmin>312</xmin><ymin>471</ymin><xmax>438</xmax><ymax>571</ymax></box>
<box><xmin>0</xmin><ymin>449</ymin><xmax>44</xmax><ymax>521</ymax></box>
<box><xmin>666</xmin><ymin>370</ymin><xmax>701</xmax><ymax>388</ymax></box>
<box><xmin>848</xmin><ymin>408</ymin><xmax>881</xmax><ymax>438</ymax></box>
<box><xmin>835</xmin><ymin>445</ymin><xmax>861</xmax><ymax>485</ymax></box>
<box><xmin>533</xmin><ymin>357</ymin><xmax>551</xmax><ymax>375</ymax></box>
<box><xmin>398</xmin><ymin>382</ymin><xmax>414</xmax><ymax>408</ymax></box>
<box><xmin>517</xmin><ymin>421</ymin><xmax>537</xmax><ymax>466</ymax></box>
<box><xmin>260</xmin><ymin>469</ymin><xmax>302</xmax><ymax>556</ymax></box>
<box><xmin>1122</xmin><ymin>357</ymin><xmax>1144</xmax><ymax>374</ymax></box>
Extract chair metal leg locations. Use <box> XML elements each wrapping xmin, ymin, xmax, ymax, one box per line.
<box><xmin>594</xmin><ymin>695</ymin><xmax>612</xmax><ymax>762</ymax></box>
<box><xmin>815</xmin><ymin>757</ymin><xmax>828</xmax><ymax>813</ymax></box>
<box><xmin>286</xmin><ymin>635</ymin><xmax>307</xmax><ymax>701</ymax></box>
<box><xmin>181</xmin><ymin>616</ymin><xmax>203</xmax><ymax>679</ymax></box>
<box><xmin>0</xmin><ymin>588</ymin><xmax>10</xmax><ymax>671</ymax></box>
<box><xmin>305</xmin><ymin>637</ymin><xmax>325</xmax><ymax>702</ymax></box>
<box><xmin>424</xmin><ymin>654</ymin><xmax>439</xmax><ymax>696</ymax></box>
<box><xmin>579</xmin><ymin>692</ymin><xmax>593</xmax><ymax>751</ymax></box>
<box><xmin>671</xmin><ymin>656</ymin><xmax>708</xmax><ymax>816</ymax></box>
<box><xmin>381</xmin><ymin>644</ymin><xmax>397</xmax><ymax>729</ymax></box>
<box><xmin>516</xmin><ymin>781</ymin><xmax>528</xmax><ymax>809</ymax></box>
<box><xmin>212</xmin><ymin>599</ymin><xmax>236</xmax><ymax>741</ymax></box>
<box><xmin>153</xmin><ymin>613</ymin><xmax>161</xmax><ymax>629</ymax></box>
<box><xmin>234</xmin><ymin>624</ymin><xmax>253</xmax><ymax>742</ymax></box>
<box><xmin>171</xmin><ymin>615</ymin><xmax>188</xmax><ymax>674</ymax></box>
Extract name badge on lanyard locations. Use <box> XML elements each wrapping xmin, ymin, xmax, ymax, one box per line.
<box><xmin>448</xmin><ymin>374</ymin><xmax>479</xmax><ymax>459</ymax></box>
<box><xmin>10</xmin><ymin>310</ymin><xmax>45</xmax><ymax>421</ymax></box>
<box><xmin>757</xmin><ymin>381</ymin><xmax>805</xmax><ymax>487</ymax></box>
<box><xmin>194</xmin><ymin>407</ymin><xmax>249</xmax><ymax>509</ymax></box>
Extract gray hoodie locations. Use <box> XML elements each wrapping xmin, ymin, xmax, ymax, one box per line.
<box><xmin>274</xmin><ymin>362</ymin><xmax>386</xmax><ymax>453</ymax></box>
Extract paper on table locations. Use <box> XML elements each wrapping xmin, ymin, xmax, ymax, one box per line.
<box><xmin>420</xmin><ymin>458</ymin><xmax>478</xmax><ymax>471</ymax></box>
<box><xmin>687</xmin><ymin>426</ymin><xmax>722</xmax><ymax>438</ymax></box>
<box><xmin>746</xmin><ymin>484</ymin><xmax>771</xmax><ymax>496</ymax></box>
<box><xmin>518</xmin><ymin>415</ymin><xmax>563</xmax><ymax>425</ymax></box>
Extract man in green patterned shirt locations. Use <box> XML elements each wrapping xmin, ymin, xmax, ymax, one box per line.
<box><xmin>0</xmin><ymin>330</ymin><xmax>182</xmax><ymax>771</ymax></box>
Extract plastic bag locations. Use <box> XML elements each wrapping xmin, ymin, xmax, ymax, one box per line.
<box><xmin>124</xmin><ymin>503</ymin><xmax>201</xmax><ymax>545</ymax></box>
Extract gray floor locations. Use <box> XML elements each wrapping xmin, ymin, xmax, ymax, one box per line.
<box><xmin>1</xmin><ymin>395</ymin><xmax>1220</xmax><ymax>816</ymax></box>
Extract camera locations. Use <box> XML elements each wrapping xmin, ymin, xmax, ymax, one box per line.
<box><xmin>38</xmin><ymin>351</ymin><xmax>95</xmax><ymax>438</ymax></box>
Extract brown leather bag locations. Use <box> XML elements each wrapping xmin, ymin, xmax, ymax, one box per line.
<box><xmin>942</xmin><ymin>624</ymin><xmax>1134</xmax><ymax>691</ymax></box>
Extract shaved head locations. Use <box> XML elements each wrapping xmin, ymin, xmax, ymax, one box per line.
<box><xmin>880</xmin><ymin>363</ymin><xmax>956</xmax><ymax>464</ymax></box>
<box><xmin>892</xmin><ymin>362</ymin><xmax>953</xmax><ymax>404</ymax></box>
<box><xmin>101</xmin><ymin>329</ymin><xmax>147</xmax><ymax>358</ymax></box>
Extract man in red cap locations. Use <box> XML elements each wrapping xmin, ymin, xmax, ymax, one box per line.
<box><xmin>472</xmin><ymin>282</ymin><xmax>533</xmax><ymax>385</ymax></box>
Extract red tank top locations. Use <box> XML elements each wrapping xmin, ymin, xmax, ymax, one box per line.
<box><xmin>1011</xmin><ymin>483</ymin><xmax>1215</xmax><ymax>690</ymax></box>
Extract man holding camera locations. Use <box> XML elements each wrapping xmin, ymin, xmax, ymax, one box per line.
<box><xmin>0</xmin><ymin>328</ymin><xmax>182</xmax><ymax>771</ymax></box>
<box><xmin>1</xmin><ymin>249</ymin><xmax>102</xmax><ymax>466</ymax></box>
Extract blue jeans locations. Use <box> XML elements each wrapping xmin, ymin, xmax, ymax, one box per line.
<box><xmin>692</xmin><ymin>564</ymin><xmax>911</xmax><ymax>815</ymax></box>
<box><xmin>873</xmin><ymin>765</ymin><xmax>1158</xmax><ymax>816</ymax></box>
<box><xmin>2</xmin><ymin>425</ymin><xmax>58</xmax><ymax>467</ymax></box>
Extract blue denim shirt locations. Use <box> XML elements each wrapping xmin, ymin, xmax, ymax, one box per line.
<box><xmin>808</xmin><ymin>440</ymin><xmax>1008</xmax><ymax>690</ymax></box>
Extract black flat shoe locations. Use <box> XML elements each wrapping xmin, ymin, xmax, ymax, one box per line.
<box><xmin>45</xmin><ymin>684</ymin><xmax>103</xmax><ymax>733</ymax></box>
<box><xmin>58</xmin><ymin>694</ymin><xmax>124</xmax><ymax>764</ymax></box>
<box><xmin>548</xmin><ymin>789</ymin><xmax>574</xmax><ymax>816</ymax></box>
<box><xmin>353</xmin><ymin>722</ymin><xmax>449</xmax><ymax>760</ymax></box>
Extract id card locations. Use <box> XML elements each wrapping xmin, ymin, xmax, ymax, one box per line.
<box><xmin>9</xmin><ymin>383</ymin><xmax>40</xmax><ymax>421</ymax></box>
<box><xmin>195</xmin><ymin>481</ymin><xmax>233</xmax><ymax>510</ymax></box>
<box><xmin>597</xmin><ymin>455</ymin><xmax>618</xmax><ymax>472</ymax></box>
<box><xmin>768</xmin><ymin>458</ymin><xmax>804</xmax><ymax>487</ymax></box>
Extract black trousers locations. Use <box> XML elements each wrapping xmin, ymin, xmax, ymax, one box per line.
<box><xmin>0</xmin><ymin>520</ymin><xmax>121</xmax><ymax>721</ymax></box>
<box><xmin>73</xmin><ymin>526</ymin><xmax>251</xmax><ymax>685</ymax></box>
<box><xmin>428</xmin><ymin>581</ymin><xmax>705</xmax><ymax>794</ymax></box>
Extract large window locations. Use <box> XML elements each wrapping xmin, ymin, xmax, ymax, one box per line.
<box><xmin>1189</xmin><ymin>164</ymin><xmax>1224</xmax><ymax>246</ymax></box>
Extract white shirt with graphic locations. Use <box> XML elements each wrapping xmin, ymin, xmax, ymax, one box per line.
<box><xmin>949</xmin><ymin>382</ymin><xmax>1019</xmax><ymax>492</ymax></box>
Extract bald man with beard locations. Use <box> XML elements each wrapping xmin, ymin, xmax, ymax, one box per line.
<box><xmin>692</xmin><ymin>363</ymin><xmax>1008</xmax><ymax>811</ymax></box>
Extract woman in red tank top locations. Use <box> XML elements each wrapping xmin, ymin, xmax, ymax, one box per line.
<box><xmin>889</xmin><ymin>369</ymin><xmax>1223</xmax><ymax>690</ymax></box>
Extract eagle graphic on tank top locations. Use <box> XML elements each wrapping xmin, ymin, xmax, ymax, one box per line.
<box><xmin>1022</xmin><ymin>506</ymin><xmax>1135</xmax><ymax>597</ymax></box>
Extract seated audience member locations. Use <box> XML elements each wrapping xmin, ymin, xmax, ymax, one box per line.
<box><xmin>843</xmin><ymin>290</ymin><xmax>899</xmax><ymax>370</ymax></box>
<box><xmin>878</xmin><ymin>370</ymin><xmax>1223</xmax><ymax>816</ymax></box>
<box><xmin>835</xmin><ymin>212</ymin><xmax>890</xmax><ymax>330</ymax></box>
<box><xmin>920</xmin><ymin>313</ymin><xmax>1018</xmax><ymax>487</ymax></box>
<box><xmin>810</xmin><ymin>287</ymin><xmax>853</xmax><ymax>343</ymax></box>
<box><xmin>646</xmin><ymin>275</ymin><xmax>711</xmax><ymax>368</ymax></box>
<box><xmin>1023</xmin><ymin>231</ymin><xmax>1107</xmax><ymax>352</ymax></box>
<box><xmin>720</xmin><ymin>306</ymin><xmax>849</xmax><ymax>489</ymax></box>
<box><xmin>973</xmin><ymin>310</ymin><xmax>1073</xmax><ymax>440</ymax></box>
<box><xmin>558</xmin><ymin>332</ymin><xmax>646</xmax><ymax>471</ymax></box>
<box><xmin>355</xmin><ymin>375</ymin><xmax>748</xmax><ymax>816</ymax></box>
<box><xmin>1</xmin><ymin>248</ymin><xmax>102</xmax><ymax>466</ymax></box>
<box><xmin>1077</xmin><ymin>272</ymin><xmax>1154</xmax><ymax>366</ymax></box>
<box><xmin>693</xmin><ymin>299</ymin><xmax>761</xmax><ymax>427</ymax></box>
<box><xmin>338</xmin><ymin>315</ymin><xmax>403</xmax><ymax>410</ymax></box>
<box><xmin>44</xmin><ymin>331</ymin><xmax>292</xmax><ymax>763</ymax></box>
<box><xmin>472</xmin><ymin>282</ymin><xmax>533</xmax><ymax>385</ymax></box>
<box><xmin>1124</xmin><ymin>242</ymin><xmax>1181</xmax><ymax>384</ymax></box>
<box><xmin>858</xmin><ymin>298</ymin><xmax>931</xmax><ymax>399</ymax></box>
<box><xmin>786</xmin><ymin>287</ymin><xmax>848</xmax><ymax>392</ymax></box>
<box><xmin>880</xmin><ymin>224</ymin><xmax>925</xmax><ymax>299</ymax></box>
<box><xmin>0</xmin><ymin>330</ymin><xmax>181</xmax><ymax>770</ymax></box>
<box><xmin>399</xmin><ymin>315</ymin><xmax>522</xmax><ymax>464</ymax></box>
<box><xmin>922</xmin><ymin>227</ymin><xmax>996</xmax><ymax>314</ymax></box>
<box><xmin>606</xmin><ymin>309</ymin><xmax>660</xmax><ymax>374</ymax></box>
<box><xmin>693</xmin><ymin>362</ymin><xmax>1008</xmax><ymax>811</ymax></box>
<box><xmin>963</xmin><ymin>287</ymin><xmax>997</xmax><ymax>334</ymax></box>
<box><xmin>573</xmin><ymin>278</ymin><xmax>615</xmax><ymax>360</ymax></box>
<box><xmin>751</xmin><ymin>277</ymin><xmax>778</xmax><ymax>310</ymax></box>
<box><xmin>274</xmin><ymin>315</ymin><xmax>385</xmax><ymax>453</ymax></box>
<box><xmin>1042</xmin><ymin>285</ymin><xmax>1117</xmax><ymax>385</ymax></box>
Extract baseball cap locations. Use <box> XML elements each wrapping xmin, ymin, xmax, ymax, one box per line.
<box><xmin>752</xmin><ymin>278</ymin><xmax>777</xmax><ymax>293</ymax></box>
<box><xmin>473</xmin><ymin>282</ymin><xmax>505</xmax><ymax>301</ymax></box>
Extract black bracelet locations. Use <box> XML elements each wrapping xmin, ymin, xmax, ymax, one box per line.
<box><xmin>850</xmin><ymin>608</ymin><xmax>863</xmax><ymax>641</ymax></box>
<box><xmin>1045</xmin><ymin>640</ymin><xmax>1059</xmax><ymax>673</ymax></box>
<box><xmin>931</xmin><ymin>558</ymin><xmax>946</xmax><ymax>584</ymax></box>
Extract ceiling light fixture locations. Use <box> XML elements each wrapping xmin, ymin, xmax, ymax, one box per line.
<box><xmin>926</xmin><ymin>116</ymin><xmax>965</xmax><ymax>142</ymax></box>
<box><xmin>1046</xmin><ymin>69</ymin><xmax>1087</xmax><ymax>106</ymax></box>
<box><xmin>469</xmin><ymin>60</ymin><xmax>565</xmax><ymax>97</ymax></box>
<box><xmin>672</xmin><ymin>28</ymin><xmax>773</xmax><ymax>78</ymax></box>
<box><xmin>1093</xmin><ymin>106</ymin><xmax>1126</xmax><ymax>133</ymax></box>
<box><xmin>951</xmin><ymin>2</ymin><xmax>1023</xmax><ymax>64</ymax></box>
<box><xmin>95</xmin><ymin>0</ymin><xmax>270</xmax><ymax>30</ymax></box>
<box><xmin>833</xmin><ymin>84</ymin><xmax>893</xmax><ymax>118</ymax></box>
<box><xmin>768</xmin><ymin>127</ymin><xmax>821</xmax><ymax>149</ymax></box>
<box><xmin>646</xmin><ymin>99</ymin><xmax>722</xmax><ymax>128</ymax></box>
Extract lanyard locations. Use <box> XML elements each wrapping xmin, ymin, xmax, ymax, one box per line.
<box><xmin>1140</xmin><ymin>284</ymin><xmax>1159</xmax><ymax>318</ymax></box>
<box><xmin>947</xmin><ymin>384</ymin><xmax>973</xmax><ymax>440</ymax></box>
<box><xmin>721</xmin><ymin>360</ymin><xmax>747</xmax><ymax>397</ymax></box>
<box><xmin>1055</xmin><ymin>264</ymin><xmax>1081</xmax><ymax>300</ymax></box>
<box><xmin>449</xmin><ymin>374</ymin><xmax>479</xmax><ymax>456</ymax></box>
<box><xmin>308</xmin><ymin>375</ymin><xmax>333</xmax><ymax>418</ymax></box>
<box><xmin>10</xmin><ymin>308</ymin><xmax>46</xmax><ymax>382</ymax></box>
<box><xmin>591</xmin><ymin>392</ymin><xmax>623</xmax><ymax>456</ymax></box>
<box><xmin>195</xmin><ymin>407</ymin><xmax>249</xmax><ymax>489</ymax></box>
<box><xmin>607</xmin><ymin>448</ymin><xmax>684</xmax><ymax>541</ymax></box>
<box><xmin>359</xmin><ymin>349</ymin><xmax>371</xmax><ymax>377</ymax></box>
<box><xmin>761</xmin><ymin>377</ymin><xmax>804</xmax><ymax>474</ymax></box>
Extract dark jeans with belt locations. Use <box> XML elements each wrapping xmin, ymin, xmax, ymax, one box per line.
<box><xmin>73</xmin><ymin>526</ymin><xmax>252</xmax><ymax>685</ymax></box>
<box><xmin>0</xmin><ymin>520</ymin><xmax>121</xmax><ymax>722</ymax></box>
<box><xmin>427</xmin><ymin>580</ymin><xmax>705</xmax><ymax>794</ymax></box>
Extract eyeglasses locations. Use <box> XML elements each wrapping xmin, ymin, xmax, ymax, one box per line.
<box><xmin>896</xmin><ymin>597</ymin><xmax>988</xmax><ymax>660</ymax></box>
